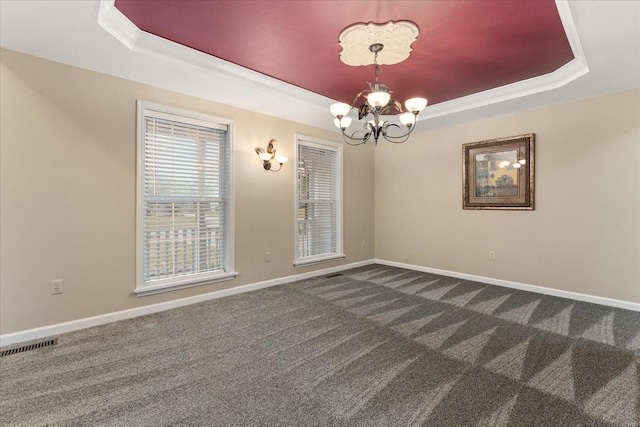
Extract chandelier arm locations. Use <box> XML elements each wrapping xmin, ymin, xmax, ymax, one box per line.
<box><xmin>381</xmin><ymin>123</ymin><xmax>417</xmax><ymax>144</ymax></box>
<box><xmin>329</xmin><ymin>42</ymin><xmax>427</xmax><ymax>146</ymax></box>
<box><xmin>340</xmin><ymin>129</ymin><xmax>370</xmax><ymax>146</ymax></box>
<box><xmin>382</xmin><ymin>133</ymin><xmax>412</xmax><ymax>144</ymax></box>
<box><xmin>342</xmin><ymin>135</ymin><xmax>367</xmax><ymax>146</ymax></box>
<box><xmin>269</xmin><ymin>162</ymin><xmax>284</xmax><ymax>172</ymax></box>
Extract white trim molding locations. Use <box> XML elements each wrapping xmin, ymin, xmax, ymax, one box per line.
<box><xmin>294</xmin><ymin>254</ymin><xmax>347</xmax><ymax>268</ymax></box>
<box><xmin>419</xmin><ymin>0</ymin><xmax>588</xmax><ymax>122</ymax></box>
<box><xmin>133</xmin><ymin>272</ymin><xmax>239</xmax><ymax>297</ymax></box>
<box><xmin>135</xmin><ymin>100</ymin><xmax>236</xmax><ymax>296</ymax></box>
<box><xmin>294</xmin><ymin>135</ymin><xmax>344</xmax><ymax>267</ymax></box>
<box><xmin>97</xmin><ymin>0</ymin><xmax>588</xmax><ymax>132</ymax></box>
<box><xmin>3</xmin><ymin>258</ymin><xmax>638</xmax><ymax>346</ymax></box>
<box><xmin>96</xmin><ymin>0</ymin><xmax>334</xmax><ymax>131</ymax></box>
<box><xmin>375</xmin><ymin>259</ymin><xmax>640</xmax><ymax>312</ymax></box>
<box><xmin>0</xmin><ymin>260</ymin><xmax>375</xmax><ymax>347</ymax></box>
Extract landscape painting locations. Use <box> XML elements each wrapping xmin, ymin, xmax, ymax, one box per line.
<box><xmin>463</xmin><ymin>134</ymin><xmax>535</xmax><ymax>210</ymax></box>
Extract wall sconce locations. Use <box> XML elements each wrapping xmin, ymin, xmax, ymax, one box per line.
<box><xmin>255</xmin><ymin>139</ymin><xmax>288</xmax><ymax>172</ymax></box>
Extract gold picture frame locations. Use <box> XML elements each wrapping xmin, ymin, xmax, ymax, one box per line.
<box><xmin>463</xmin><ymin>133</ymin><xmax>535</xmax><ymax>210</ymax></box>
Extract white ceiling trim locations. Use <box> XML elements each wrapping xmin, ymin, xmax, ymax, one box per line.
<box><xmin>97</xmin><ymin>0</ymin><xmax>334</xmax><ymax>126</ymax></box>
<box><xmin>6</xmin><ymin>1</ymin><xmax>635</xmax><ymax>133</ymax></box>
<box><xmin>97</xmin><ymin>0</ymin><xmax>587</xmax><ymax>128</ymax></box>
<box><xmin>97</xmin><ymin>1</ymin><xmax>324</xmax><ymax>102</ymax></box>
<box><xmin>423</xmin><ymin>0</ymin><xmax>588</xmax><ymax>120</ymax></box>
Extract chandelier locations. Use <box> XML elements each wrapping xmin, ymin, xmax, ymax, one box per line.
<box><xmin>330</xmin><ymin>43</ymin><xmax>428</xmax><ymax>146</ymax></box>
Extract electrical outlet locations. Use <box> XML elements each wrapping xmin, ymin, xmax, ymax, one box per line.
<box><xmin>362</xmin><ymin>240</ymin><xmax>366</xmax><ymax>248</ymax></box>
<box><xmin>489</xmin><ymin>251</ymin><xmax>496</xmax><ymax>261</ymax></box>
<box><xmin>50</xmin><ymin>279</ymin><xmax>63</xmax><ymax>295</ymax></box>
<box><xmin>265</xmin><ymin>252</ymin><xmax>271</xmax><ymax>262</ymax></box>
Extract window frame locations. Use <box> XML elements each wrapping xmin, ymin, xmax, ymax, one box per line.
<box><xmin>294</xmin><ymin>135</ymin><xmax>345</xmax><ymax>267</ymax></box>
<box><xmin>135</xmin><ymin>100</ymin><xmax>236</xmax><ymax>296</ymax></box>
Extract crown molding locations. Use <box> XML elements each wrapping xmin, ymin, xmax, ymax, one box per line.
<box><xmin>97</xmin><ymin>0</ymin><xmax>587</xmax><ymax>131</ymax></box>
<box><xmin>97</xmin><ymin>0</ymin><xmax>334</xmax><ymax>129</ymax></box>
<box><xmin>418</xmin><ymin>0</ymin><xmax>588</xmax><ymax>122</ymax></box>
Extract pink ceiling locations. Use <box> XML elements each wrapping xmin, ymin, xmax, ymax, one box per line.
<box><xmin>115</xmin><ymin>0</ymin><xmax>574</xmax><ymax>107</ymax></box>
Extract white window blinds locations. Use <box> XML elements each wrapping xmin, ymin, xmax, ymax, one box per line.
<box><xmin>295</xmin><ymin>137</ymin><xmax>344</xmax><ymax>265</ymax></box>
<box><xmin>137</xmin><ymin>102</ymin><xmax>235</xmax><ymax>294</ymax></box>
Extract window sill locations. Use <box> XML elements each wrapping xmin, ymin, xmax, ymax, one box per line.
<box><xmin>294</xmin><ymin>253</ymin><xmax>346</xmax><ymax>268</ymax></box>
<box><xmin>134</xmin><ymin>271</ymin><xmax>238</xmax><ymax>297</ymax></box>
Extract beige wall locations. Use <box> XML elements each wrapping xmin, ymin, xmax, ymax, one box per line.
<box><xmin>0</xmin><ymin>49</ymin><xmax>375</xmax><ymax>334</ymax></box>
<box><xmin>375</xmin><ymin>88</ymin><xmax>640</xmax><ymax>303</ymax></box>
<box><xmin>2</xmin><ymin>48</ymin><xmax>638</xmax><ymax>336</ymax></box>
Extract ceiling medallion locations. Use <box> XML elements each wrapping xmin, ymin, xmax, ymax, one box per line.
<box><xmin>339</xmin><ymin>21</ymin><xmax>420</xmax><ymax>66</ymax></box>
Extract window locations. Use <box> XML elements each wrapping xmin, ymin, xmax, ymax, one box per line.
<box><xmin>295</xmin><ymin>135</ymin><xmax>344</xmax><ymax>266</ymax></box>
<box><xmin>136</xmin><ymin>101</ymin><xmax>236</xmax><ymax>295</ymax></box>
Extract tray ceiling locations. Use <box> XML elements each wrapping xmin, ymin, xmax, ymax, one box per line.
<box><xmin>1</xmin><ymin>1</ymin><xmax>638</xmax><ymax>131</ymax></box>
<box><xmin>114</xmin><ymin>0</ymin><xmax>575</xmax><ymax>107</ymax></box>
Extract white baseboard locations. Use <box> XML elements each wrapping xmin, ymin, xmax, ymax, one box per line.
<box><xmin>0</xmin><ymin>259</ymin><xmax>375</xmax><ymax>347</ymax></box>
<box><xmin>5</xmin><ymin>258</ymin><xmax>636</xmax><ymax>347</ymax></box>
<box><xmin>375</xmin><ymin>259</ymin><xmax>640</xmax><ymax>312</ymax></box>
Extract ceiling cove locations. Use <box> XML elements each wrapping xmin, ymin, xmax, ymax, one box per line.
<box><xmin>97</xmin><ymin>0</ymin><xmax>587</xmax><ymax>129</ymax></box>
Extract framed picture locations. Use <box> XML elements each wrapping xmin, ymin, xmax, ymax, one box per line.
<box><xmin>463</xmin><ymin>133</ymin><xmax>534</xmax><ymax>210</ymax></box>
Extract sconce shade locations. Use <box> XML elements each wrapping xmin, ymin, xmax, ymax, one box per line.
<box><xmin>334</xmin><ymin>117</ymin><xmax>352</xmax><ymax>130</ymax></box>
<box><xmin>330</xmin><ymin>102</ymin><xmax>351</xmax><ymax>118</ymax></box>
<box><xmin>405</xmin><ymin>97</ymin><xmax>428</xmax><ymax>113</ymax></box>
<box><xmin>367</xmin><ymin>120</ymin><xmax>384</xmax><ymax>129</ymax></box>
<box><xmin>367</xmin><ymin>91</ymin><xmax>391</xmax><ymax>108</ymax></box>
<box><xmin>399</xmin><ymin>112</ymin><xmax>416</xmax><ymax>127</ymax></box>
<box><xmin>255</xmin><ymin>139</ymin><xmax>287</xmax><ymax>172</ymax></box>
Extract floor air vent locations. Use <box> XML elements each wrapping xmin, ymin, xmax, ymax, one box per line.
<box><xmin>325</xmin><ymin>273</ymin><xmax>343</xmax><ymax>278</ymax></box>
<box><xmin>1</xmin><ymin>338</ymin><xmax>58</xmax><ymax>357</ymax></box>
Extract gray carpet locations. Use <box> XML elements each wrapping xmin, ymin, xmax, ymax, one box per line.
<box><xmin>1</xmin><ymin>264</ymin><xmax>639</xmax><ymax>426</ymax></box>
